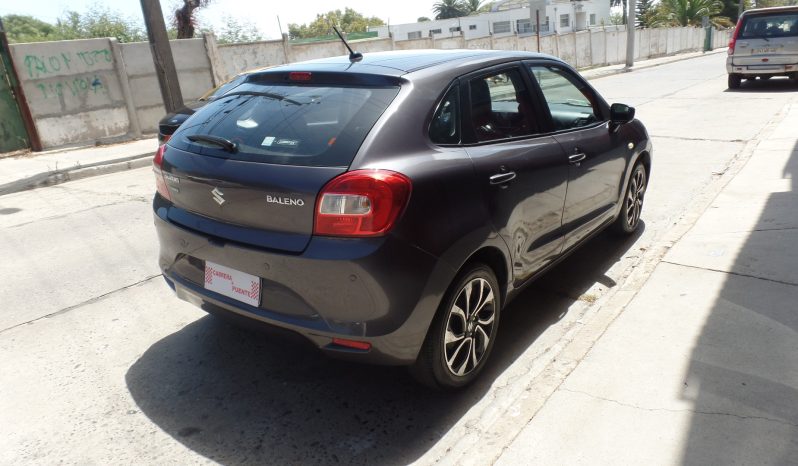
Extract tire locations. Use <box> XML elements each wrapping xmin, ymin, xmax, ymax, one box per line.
<box><xmin>410</xmin><ymin>263</ymin><xmax>501</xmax><ymax>390</ymax></box>
<box><xmin>612</xmin><ymin>162</ymin><xmax>647</xmax><ymax>235</ymax></box>
<box><xmin>728</xmin><ymin>74</ymin><xmax>742</xmax><ymax>89</ymax></box>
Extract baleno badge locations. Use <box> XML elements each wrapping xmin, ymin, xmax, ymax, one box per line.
<box><xmin>266</xmin><ymin>195</ymin><xmax>304</xmax><ymax>206</ymax></box>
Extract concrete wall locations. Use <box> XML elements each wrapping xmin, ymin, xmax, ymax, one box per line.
<box><xmin>119</xmin><ymin>38</ymin><xmax>214</xmax><ymax>133</ymax></box>
<box><xmin>9</xmin><ymin>26</ymin><xmax>731</xmax><ymax>149</ymax></box>
<box><xmin>10</xmin><ymin>38</ymin><xmax>130</xmax><ymax>148</ymax></box>
<box><xmin>10</xmin><ymin>37</ymin><xmax>216</xmax><ymax>148</ymax></box>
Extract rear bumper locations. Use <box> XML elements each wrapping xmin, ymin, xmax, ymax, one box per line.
<box><xmin>727</xmin><ymin>59</ymin><xmax>798</xmax><ymax>75</ymax></box>
<box><xmin>154</xmin><ymin>205</ymin><xmax>455</xmax><ymax>365</ymax></box>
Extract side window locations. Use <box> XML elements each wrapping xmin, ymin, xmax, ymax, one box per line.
<box><xmin>429</xmin><ymin>85</ymin><xmax>460</xmax><ymax>144</ymax></box>
<box><xmin>469</xmin><ymin>69</ymin><xmax>538</xmax><ymax>142</ymax></box>
<box><xmin>528</xmin><ymin>65</ymin><xmax>602</xmax><ymax>131</ymax></box>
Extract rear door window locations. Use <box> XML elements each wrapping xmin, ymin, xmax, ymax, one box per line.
<box><xmin>468</xmin><ymin>68</ymin><xmax>539</xmax><ymax>142</ymax></box>
<box><xmin>740</xmin><ymin>12</ymin><xmax>798</xmax><ymax>39</ymax></box>
<box><xmin>171</xmin><ymin>82</ymin><xmax>400</xmax><ymax>167</ymax></box>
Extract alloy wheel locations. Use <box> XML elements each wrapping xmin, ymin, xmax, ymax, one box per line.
<box><xmin>625</xmin><ymin>167</ymin><xmax>646</xmax><ymax>230</ymax></box>
<box><xmin>443</xmin><ymin>277</ymin><xmax>496</xmax><ymax>377</ymax></box>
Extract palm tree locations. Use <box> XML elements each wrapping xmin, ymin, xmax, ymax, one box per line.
<box><xmin>656</xmin><ymin>0</ymin><xmax>723</xmax><ymax>26</ymax></box>
<box><xmin>433</xmin><ymin>0</ymin><xmax>467</xmax><ymax>20</ymax></box>
<box><xmin>462</xmin><ymin>0</ymin><xmax>485</xmax><ymax>14</ymax></box>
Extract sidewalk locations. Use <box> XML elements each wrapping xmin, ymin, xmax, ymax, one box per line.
<box><xmin>496</xmin><ymin>104</ymin><xmax>798</xmax><ymax>463</ymax></box>
<box><xmin>0</xmin><ymin>49</ymin><xmax>725</xmax><ymax>197</ymax></box>
<box><xmin>0</xmin><ymin>138</ymin><xmax>157</xmax><ymax>196</ymax></box>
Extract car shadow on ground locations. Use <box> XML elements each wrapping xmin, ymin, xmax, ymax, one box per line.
<box><xmin>126</xmin><ymin>225</ymin><xmax>644</xmax><ymax>465</ymax></box>
<box><xmin>725</xmin><ymin>77</ymin><xmax>798</xmax><ymax>93</ymax></box>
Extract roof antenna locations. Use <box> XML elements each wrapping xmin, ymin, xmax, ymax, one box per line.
<box><xmin>332</xmin><ymin>26</ymin><xmax>363</xmax><ymax>63</ymax></box>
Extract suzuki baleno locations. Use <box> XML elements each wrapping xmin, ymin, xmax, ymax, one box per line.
<box><xmin>153</xmin><ymin>49</ymin><xmax>652</xmax><ymax>389</ymax></box>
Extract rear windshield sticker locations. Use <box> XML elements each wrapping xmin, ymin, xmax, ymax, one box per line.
<box><xmin>276</xmin><ymin>139</ymin><xmax>300</xmax><ymax>147</ymax></box>
<box><xmin>261</xmin><ymin>136</ymin><xmax>275</xmax><ymax>146</ymax></box>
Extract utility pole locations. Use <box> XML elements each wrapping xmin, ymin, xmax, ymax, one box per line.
<box><xmin>738</xmin><ymin>0</ymin><xmax>744</xmax><ymax>18</ymax></box>
<box><xmin>140</xmin><ymin>0</ymin><xmax>183</xmax><ymax>113</ymax></box>
<box><xmin>625</xmin><ymin>0</ymin><xmax>637</xmax><ymax>68</ymax></box>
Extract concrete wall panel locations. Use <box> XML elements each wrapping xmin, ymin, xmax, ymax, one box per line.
<box><xmin>591</xmin><ymin>30</ymin><xmax>606</xmax><ymax>66</ymax></box>
<box><xmin>10</xmin><ymin>38</ymin><xmax>130</xmax><ymax>147</ymax></box>
<box><xmin>575</xmin><ymin>32</ymin><xmax>591</xmax><ymax>67</ymax></box>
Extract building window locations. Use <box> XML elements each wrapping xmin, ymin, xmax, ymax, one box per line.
<box><xmin>493</xmin><ymin>20</ymin><xmax>511</xmax><ymax>34</ymax></box>
<box><xmin>517</xmin><ymin>19</ymin><xmax>532</xmax><ymax>34</ymax></box>
<box><xmin>408</xmin><ymin>31</ymin><xmax>422</xmax><ymax>40</ymax></box>
<box><xmin>544</xmin><ymin>16</ymin><xmax>550</xmax><ymax>32</ymax></box>
<box><xmin>449</xmin><ymin>26</ymin><xmax>461</xmax><ymax>32</ymax></box>
<box><xmin>590</xmin><ymin>14</ymin><xmax>596</xmax><ymax>26</ymax></box>
<box><xmin>469</xmin><ymin>24</ymin><xmax>477</xmax><ymax>30</ymax></box>
<box><xmin>560</xmin><ymin>14</ymin><xmax>570</xmax><ymax>28</ymax></box>
<box><xmin>430</xmin><ymin>28</ymin><xmax>442</xmax><ymax>35</ymax></box>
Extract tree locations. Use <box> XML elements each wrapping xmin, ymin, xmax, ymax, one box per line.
<box><xmin>636</xmin><ymin>0</ymin><xmax>659</xmax><ymax>28</ymax></box>
<box><xmin>610</xmin><ymin>0</ymin><xmax>628</xmax><ymax>25</ymax></box>
<box><xmin>54</xmin><ymin>7</ymin><xmax>145</xmax><ymax>43</ymax></box>
<box><xmin>174</xmin><ymin>0</ymin><xmax>212</xmax><ymax>39</ymax></box>
<box><xmin>462</xmin><ymin>0</ymin><xmax>485</xmax><ymax>14</ymax></box>
<box><xmin>433</xmin><ymin>0</ymin><xmax>467</xmax><ymax>20</ymax></box>
<box><xmin>1</xmin><ymin>15</ymin><xmax>57</xmax><ymax>43</ymax></box>
<box><xmin>655</xmin><ymin>0</ymin><xmax>723</xmax><ymax>26</ymax></box>
<box><xmin>288</xmin><ymin>8</ymin><xmax>385</xmax><ymax>40</ymax></box>
<box><xmin>418</xmin><ymin>16</ymin><xmax>432</xmax><ymax>22</ymax></box>
<box><xmin>216</xmin><ymin>16</ymin><xmax>263</xmax><ymax>44</ymax></box>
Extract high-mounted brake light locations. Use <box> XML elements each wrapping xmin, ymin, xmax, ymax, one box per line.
<box><xmin>314</xmin><ymin>170</ymin><xmax>412</xmax><ymax>237</ymax></box>
<box><xmin>289</xmin><ymin>71</ymin><xmax>312</xmax><ymax>82</ymax></box>
<box><xmin>728</xmin><ymin>18</ymin><xmax>743</xmax><ymax>56</ymax></box>
<box><xmin>153</xmin><ymin>145</ymin><xmax>172</xmax><ymax>201</ymax></box>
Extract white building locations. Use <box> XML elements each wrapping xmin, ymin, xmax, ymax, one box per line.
<box><xmin>372</xmin><ymin>0</ymin><xmax>611</xmax><ymax>42</ymax></box>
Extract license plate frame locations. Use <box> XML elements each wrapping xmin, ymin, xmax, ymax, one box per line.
<box><xmin>751</xmin><ymin>48</ymin><xmax>777</xmax><ymax>54</ymax></box>
<box><xmin>204</xmin><ymin>261</ymin><xmax>261</xmax><ymax>307</ymax></box>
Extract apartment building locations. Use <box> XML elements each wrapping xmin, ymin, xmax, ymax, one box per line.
<box><xmin>371</xmin><ymin>0</ymin><xmax>612</xmax><ymax>42</ymax></box>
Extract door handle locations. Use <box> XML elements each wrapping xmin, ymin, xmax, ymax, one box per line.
<box><xmin>489</xmin><ymin>171</ymin><xmax>517</xmax><ymax>185</ymax></box>
<box><xmin>569</xmin><ymin>152</ymin><xmax>587</xmax><ymax>165</ymax></box>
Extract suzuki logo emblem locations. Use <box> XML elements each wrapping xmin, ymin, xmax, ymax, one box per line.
<box><xmin>211</xmin><ymin>187</ymin><xmax>225</xmax><ymax>205</ymax></box>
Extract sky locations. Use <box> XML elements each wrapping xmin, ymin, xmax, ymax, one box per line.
<box><xmin>0</xmin><ymin>0</ymin><xmax>440</xmax><ymax>39</ymax></box>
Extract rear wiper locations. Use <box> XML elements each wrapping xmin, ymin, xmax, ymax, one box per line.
<box><xmin>224</xmin><ymin>90</ymin><xmax>302</xmax><ymax>106</ymax></box>
<box><xmin>187</xmin><ymin>134</ymin><xmax>238</xmax><ymax>153</ymax></box>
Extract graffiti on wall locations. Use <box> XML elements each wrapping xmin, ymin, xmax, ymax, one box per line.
<box><xmin>23</xmin><ymin>49</ymin><xmax>112</xmax><ymax>79</ymax></box>
<box><xmin>35</xmin><ymin>74</ymin><xmax>106</xmax><ymax>99</ymax></box>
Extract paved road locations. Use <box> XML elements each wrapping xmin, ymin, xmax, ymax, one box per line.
<box><xmin>1</xmin><ymin>53</ymin><xmax>795</xmax><ymax>464</ymax></box>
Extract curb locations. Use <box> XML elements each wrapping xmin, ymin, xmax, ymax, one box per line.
<box><xmin>0</xmin><ymin>152</ymin><xmax>153</xmax><ymax>196</ymax></box>
<box><xmin>581</xmin><ymin>49</ymin><xmax>726</xmax><ymax>80</ymax></box>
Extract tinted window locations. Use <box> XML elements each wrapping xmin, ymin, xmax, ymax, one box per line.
<box><xmin>469</xmin><ymin>69</ymin><xmax>538</xmax><ymax>142</ymax></box>
<box><xmin>199</xmin><ymin>74</ymin><xmax>246</xmax><ymax>102</ymax></box>
<box><xmin>429</xmin><ymin>85</ymin><xmax>460</xmax><ymax>144</ymax></box>
<box><xmin>528</xmin><ymin>65</ymin><xmax>601</xmax><ymax>131</ymax></box>
<box><xmin>740</xmin><ymin>13</ymin><xmax>798</xmax><ymax>39</ymax></box>
<box><xmin>171</xmin><ymin>83</ymin><xmax>399</xmax><ymax>167</ymax></box>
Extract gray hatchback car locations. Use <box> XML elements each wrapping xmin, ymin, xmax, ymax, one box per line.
<box><xmin>153</xmin><ymin>49</ymin><xmax>652</xmax><ymax>388</ymax></box>
<box><xmin>727</xmin><ymin>5</ymin><xmax>798</xmax><ymax>88</ymax></box>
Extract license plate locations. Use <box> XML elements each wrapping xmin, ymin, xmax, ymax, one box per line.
<box><xmin>751</xmin><ymin>48</ymin><xmax>777</xmax><ymax>54</ymax></box>
<box><xmin>204</xmin><ymin>261</ymin><xmax>261</xmax><ymax>306</ymax></box>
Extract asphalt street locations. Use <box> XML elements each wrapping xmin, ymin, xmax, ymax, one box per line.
<box><xmin>1</xmin><ymin>52</ymin><xmax>795</xmax><ymax>464</ymax></box>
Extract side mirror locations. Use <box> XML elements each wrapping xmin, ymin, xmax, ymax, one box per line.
<box><xmin>610</xmin><ymin>103</ymin><xmax>635</xmax><ymax>124</ymax></box>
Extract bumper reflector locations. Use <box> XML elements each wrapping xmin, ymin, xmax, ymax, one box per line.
<box><xmin>331</xmin><ymin>338</ymin><xmax>372</xmax><ymax>351</ymax></box>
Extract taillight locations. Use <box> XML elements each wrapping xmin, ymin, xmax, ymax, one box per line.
<box><xmin>728</xmin><ymin>18</ymin><xmax>743</xmax><ymax>55</ymax></box>
<box><xmin>314</xmin><ymin>170</ymin><xmax>412</xmax><ymax>237</ymax></box>
<box><xmin>153</xmin><ymin>145</ymin><xmax>171</xmax><ymax>200</ymax></box>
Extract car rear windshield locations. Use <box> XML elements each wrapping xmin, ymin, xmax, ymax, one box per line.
<box><xmin>740</xmin><ymin>12</ymin><xmax>798</xmax><ymax>39</ymax></box>
<box><xmin>170</xmin><ymin>82</ymin><xmax>400</xmax><ymax>167</ymax></box>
